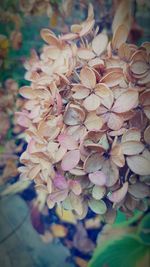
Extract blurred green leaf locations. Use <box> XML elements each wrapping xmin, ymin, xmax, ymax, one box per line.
<box><xmin>89</xmin><ymin>234</ymin><xmax>149</xmax><ymax>267</ymax></box>
<box><xmin>138</xmin><ymin>213</ymin><xmax>150</xmax><ymax>246</ymax></box>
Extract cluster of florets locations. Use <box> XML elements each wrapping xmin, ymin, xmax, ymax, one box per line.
<box><xmin>18</xmin><ymin>5</ymin><xmax>150</xmax><ymax>221</ymax></box>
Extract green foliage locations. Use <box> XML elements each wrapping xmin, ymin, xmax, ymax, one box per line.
<box><xmin>89</xmin><ymin>213</ymin><xmax>150</xmax><ymax>267</ymax></box>
<box><xmin>138</xmin><ymin>213</ymin><xmax>150</xmax><ymax>246</ymax></box>
<box><xmin>113</xmin><ymin>210</ymin><xmax>143</xmax><ymax>227</ymax></box>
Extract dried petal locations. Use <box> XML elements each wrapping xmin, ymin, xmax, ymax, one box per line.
<box><xmin>64</xmin><ymin>104</ymin><xmax>85</xmax><ymax>125</ymax></box>
<box><xmin>53</xmin><ymin>174</ymin><xmax>68</xmax><ymax>190</ymax></box>
<box><xmin>89</xmin><ymin>171</ymin><xmax>107</xmax><ymax>185</ymax></box>
<box><xmin>100</xmin><ymin>70</ymin><xmax>123</xmax><ymax>87</ymax></box>
<box><xmin>121</xmin><ymin>141</ymin><xmax>144</xmax><ymax>155</ymax></box>
<box><xmin>144</xmin><ymin>126</ymin><xmax>150</xmax><ymax>145</ymax></box>
<box><xmin>84</xmin><ymin>112</ymin><xmax>103</xmax><ymax>130</ymax></box>
<box><xmin>77</xmin><ymin>48</ymin><xmax>95</xmax><ymax>60</ymax></box>
<box><xmin>61</xmin><ymin>150</ymin><xmax>80</xmax><ymax>171</ymax></box>
<box><xmin>83</xmin><ymin>94</ymin><xmax>101</xmax><ymax>111</ymax></box>
<box><xmin>88</xmin><ymin>199</ymin><xmax>107</xmax><ymax>214</ymax></box>
<box><xmin>128</xmin><ymin>182</ymin><xmax>149</xmax><ymax>199</ymax></box>
<box><xmin>58</xmin><ymin>134</ymin><xmax>78</xmax><ymax>150</ymax></box>
<box><xmin>84</xmin><ymin>153</ymin><xmax>104</xmax><ymax>173</ymax></box>
<box><xmin>108</xmin><ymin>182</ymin><xmax>128</xmax><ymax>203</ymax></box>
<box><xmin>112</xmin><ymin>24</ymin><xmax>129</xmax><ymax>50</ymax></box>
<box><xmin>127</xmin><ymin>155</ymin><xmax>150</xmax><ymax>175</ymax></box>
<box><xmin>80</xmin><ymin>67</ymin><xmax>96</xmax><ymax>88</ymax></box>
<box><xmin>112</xmin><ymin>90</ymin><xmax>138</xmax><ymax>113</ymax></box>
<box><xmin>92</xmin><ymin>33</ymin><xmax>108</xmax><ymax>56</ymax></box>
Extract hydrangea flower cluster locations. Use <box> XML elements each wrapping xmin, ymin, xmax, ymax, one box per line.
<box><xmin>18</xmin><ymin>5</ymin><xmax>150</xmax><ymax>221</ymax></box>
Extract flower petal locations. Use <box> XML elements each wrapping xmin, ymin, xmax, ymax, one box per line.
<box><xmin>112</xmin><ymin>90</ymin><xmax>138</xmax><ymax>113</ymax></box>
<box><xmin>49</xmin><ymin>189</ymin><xmax>68</xmax><ymax>203</ymax></box>
<box><xmin>121</xmin><ymin>128</ymin><xmax>141</xmax><ymax>142</ymax></box>
<box><xmin>95</xmin><ymin>83</ymin><xmax>114</xmax><ymax>109</ymax></box>
<box><xmin>121</xmin><ymin>141</ymin><xmax>144</xmax><ymax>155</ymax></box>
<box><xmin>88</xmin><ymin>199</ymin><xmax>107</xmax><ymax>214</ymax></box>
<box><xmin>92</xmin><ymin>186</ymin><xmax>106</xmax><ymax>200</ymax></box>
<box><xmin>100</xmin><ymin>70</ymin><xmax>124</xmax><ymax>87</ymax></box>
<box><xmin>84</xmin><ymin>112</ymin><xmax>103</xmax><ymax>131</ymax></box>
<box><xmin>144</xmin><ymin>126</ymin><xmax>150</xmax><ymax>145</ymax></box>
<box><xmin>69</xmin><ymin>180</ymin><xmax>82</xmax><ymax>195</ymax></box>
<box><xmin>92</xmin><ymin>33</ymin><xmax>108</xmax><ymax>55</ymax></box>
<box><xmin>89</xmin><ymin>171</ymin><xmax>107</xmax><ymax>185</ymax></box>
<box><xmin>126</xmin><ymin>155</ymin><xmax>150</xmax><ymax>175</ymax></box>
<box><xmin>20</xmin><ymin>86</ymin><xmax>36</xmax><ymax>99</ymax></box>
<box><xmin>64</xmin><ymin>104</ymin><xmax>85</xmax><ymax>125</ymax></box>
<box><xmin>61</xmin><ymin>150</ymin><xmax>80</xmax><ymax>171</ymax></box>
<box><xmin>108</xmin><ymin>182</ymin><xmax>128</xmax><ymax>203</ymax></box>
<box><xmin>84</xmin><ymin>153</ymin><xmax>104</xmax><ymax>173</ymax></box>
<box><xmin>72</xmin><ymin>88</ymin><xmax>90</xmax><ymax>99</ymax></box>
<box><xmin>58</xmin><ymin>134</ymin><xmax>78</xmax><ymax>150</ymax></box>
<box><xmin>83</xmin><ymin>94</ymin><xmax>101</xmax><ymax>111</ymax></box>
<box><xmin>112</xmin><ymin>24</ymin><xmax>129</xmax><ymax>50</ymax></box>
<box><xmin>128</xmin><ymin>182</ymin><xmax>150</xmax><ymax>199</ymax></box>
<box><xmin>79</xmin><ymin>20</ymin><xmax>95</xmax><ymax>37</ymax></box>
<box><xmin>107</xmin><ymin>113</ymin><xmax>123</xmax><ymax>130</ymax></box>
<box><xmin>40</xmin><ymin>29</ymin><xmax>60</xmax><ymax>46</ymax></box>
<box><xmin>80</xmin><ymin>67</ymin><xmax>96</xmax><ymax>88</ymax></box>
<box><xmin>53</xmin><ymin>174</ymin><xmax>68</xmax><ymax>190</ymax></box>
<box><xmin>77</xmin><ymin>48</ymin><xmax>95</xmax><ymax>60</ymax></box>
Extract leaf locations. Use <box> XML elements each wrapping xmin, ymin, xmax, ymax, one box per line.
<box><xmin>138</xmin><ymin>213</ymin><xmax>150</xmax><ymax>245</ymax></box>
<box><xmin>112</xmin><ymin>90</ymin><xmax>138</xmax><ymax>113</ymax></box>
<box><xmin>126</xmin><ymin>155</ymin><xmax>150</xmax><ymax>175</ymax></box>
<box><xmin>88</xmin><ymin>199</ymin><xmax>107</xmax><ymax>214</ymax></box>
<box><xmin>89</xmin><ymin>235</ymin><xmax>148</xmax><ymax>267</ymax></box>
<box><xmin>89</xmin><ymin>171</ymin><xmax>107</xmax><ymax>186</ymax></box>
<box><xmin>80</xmin><ymin>67</ymin><xmax>96</xmax><ymax>88</ymax></box>
<box><xmin>108</xmin><ymin>182</ymin><xmax>128</xmax><ymax>203</ymax></box>
<box><xmin>92</xmin><ymin>33</ymin><xmax>108</xmax><ymax>56</ymax></box>
<box><xmin>61</xmin><ymin>150</ymin><xmax>80</xmax><ymax>171</ymax></box>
